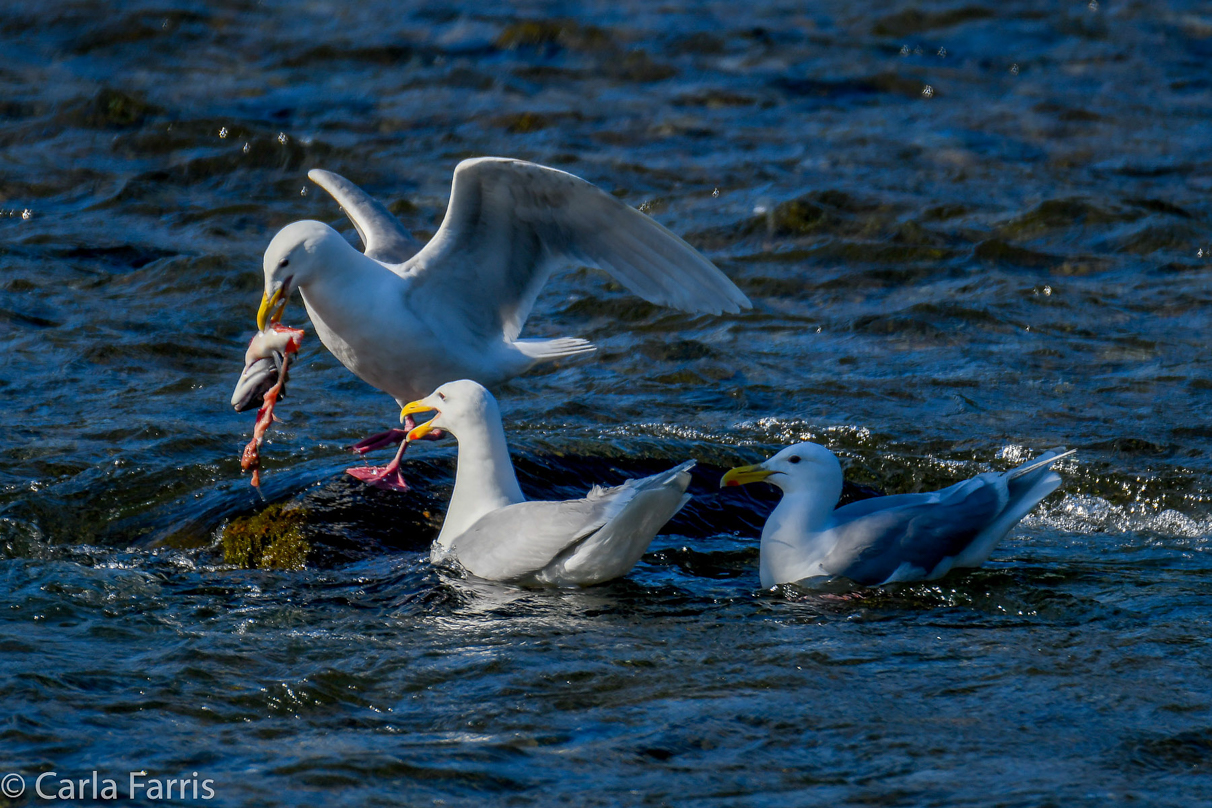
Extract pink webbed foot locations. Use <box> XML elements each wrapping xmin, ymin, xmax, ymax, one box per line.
<box><xmin>346</xmin><ymin>465</ymin><xmax>410</xmax><ymax>491</ymax></box>
<box><xmin>346</xmin><ymin>436</ymin><xmax>410</xmax><ymax>491</ymax></box>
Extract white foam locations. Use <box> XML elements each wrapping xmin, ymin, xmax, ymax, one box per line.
<box><xmin>1040</xmin><ymin>493</ymin><xmax>1212</xmax><ymax>543</ymax></box>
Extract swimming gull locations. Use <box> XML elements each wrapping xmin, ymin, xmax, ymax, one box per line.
<box><xmin>721</xmin><ymin>442</ymin><xmax>1075</xmax><ymax>588</ymax></box>
<box><xmin>251</xmin><ymin>157</ymin><xmax>750</xmax><ymax>490</ymax></box>
<box><xmin>400</xmin><ymin>380</ymin><xmax>694</xmax><ymax>587</ymax></box>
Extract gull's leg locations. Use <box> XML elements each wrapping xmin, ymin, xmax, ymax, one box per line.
<box><xmin>349</xmin><ymin>428</ymin><xmax>408</xmax><ymax>455</ymax></box>
<box><xmin>345</xmin><ymin>416</ymin><xmax>445</xmax><ymax>492</ymax></box>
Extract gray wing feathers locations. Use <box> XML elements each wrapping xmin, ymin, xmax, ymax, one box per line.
<box><xmin>951</xmin><ymin>448</ymin><xmax>1070</xmax><ymax>568</ymax></box>
<box><xmin>450</xmin><ymin>493</ymin><xmax>632</xmax><ymax>583</ymax></box>
<box><xmin>307</xmin><ymin>169</ymin><xmax>421</xmax><ymax>264</ymax></box>
<box><xmin>831</xmin><ymin>491</ymin><xmax>942</xmax><ymax>526</ymax></box>
<box><xmin>823</xmin><ymin>449</ymin><xmax>1074</xmax><ymax>583</ymax></box>
<box><xmin>823</xmin><ymin>479</ymin><xmax>1004</xmax><ymax>585</ymax></box>
<box><xmin>406</xmin><ymin>158</ymin><xmax>750</xmax><ymax>342</ymax></box>
<box><xmin>537</xmin><ymin>461</ymin><xmax>694</xmax><ymax>585</ymax></box>
<box><xmin>450</xmin><ymin>460</ymin><xmax>695</xmax><ymax>585</ymax></box>
<box><xmin>1005</xmin><ymin>450</ymin><xmax>1066</xmax><ymax>517</ymax></box>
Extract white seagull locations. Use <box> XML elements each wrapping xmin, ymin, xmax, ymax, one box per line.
<box><xmin>248</xmin><ymin>158</ymin><xmax>750</xmax><ymax>490</ymax></box>
<box><xmin>721</xmin><ymin>442</ymin><xmax>1075</xmax><ymax>588</ymax></box>
<box><xmin>400</xmin><ymin>380</ymin><xmax>694</xmax><ymax>587</ymax></box>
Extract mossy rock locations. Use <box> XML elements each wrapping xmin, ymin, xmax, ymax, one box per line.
<box><xmin>222</xmin><ymin>503</ymin><xmax>310</xmax><ymax>570</ymax></box>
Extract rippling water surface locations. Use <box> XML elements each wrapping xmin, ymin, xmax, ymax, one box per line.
<box><xmin>2</xmin><ymin>1</ymin><xmax>1212</xmax><ymax>805</ymax></box>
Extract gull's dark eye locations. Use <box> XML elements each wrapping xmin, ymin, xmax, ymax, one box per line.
<box><xmin>787</xmin><ymin>455</ymin><xmax>801</xmax><ymax>464</ymax></box>
<box><xmin>278</xmin><ymin>257</ymin><xmax>290</xmax><ymax>268</ymax></box>
<box><xmin>437</xmin><ymin>391</ymin><xmax>446</xmax><ymax>401</ymax></box>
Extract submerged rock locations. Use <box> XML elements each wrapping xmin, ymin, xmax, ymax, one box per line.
<box><xmin>222</xmin><ymin>503</ymin><xmax>310</xmax><ymax>570</ymax></box>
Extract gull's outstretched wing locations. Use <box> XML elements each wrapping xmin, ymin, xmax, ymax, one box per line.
<box><xmin>308</xmin><ymin>169</ymin><xmax>421</xmax><ymax>265</ymax></box>
<box><xmin>822</xmin><ymin>478</ymin><xmax>1007</xmax><ymax>585</ymax></box>
<box><xmin>403</xmin><ymin>158</ymin><xmax>750</xmax><ymax>342</ymax></box>
<box><xmin>450</xmin><ymin>484</ymin><xmax>639</xmax><ymax>583</ymax></box>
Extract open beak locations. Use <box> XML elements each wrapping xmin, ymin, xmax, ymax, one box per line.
<box><xmin>400</xmin><ymin>399</ymin><xmax>438</xmax><ymax>441</ymax></box>
<box><xmin>257</xmin><ymin>284</ymin><xmax>289</xmax><ymax>331</ymax></box>
<box><xmin>720</xmin><ymin>463</ymin><xmax>775</xmax><ymax>488</ymax></box>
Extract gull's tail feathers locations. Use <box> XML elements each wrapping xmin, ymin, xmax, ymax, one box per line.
<box><xmin>954</xmin><ymin>448</ymin><xmax>1074</xmax><ymax>569</ymax></box>
<box><xmin>513</xmin><ymin>337</ymin><xmax>597</xmax><ymax>362</ymax></box>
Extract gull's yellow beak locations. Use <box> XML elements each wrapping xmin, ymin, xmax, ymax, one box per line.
<box><xmin>399</xmin><ymin>399</ymin><xmax>437</xmax><ymax>441</ymax></box>
<box><xmin>257</xmin><ymin>287</ymin><xmax>287</xmax><ymax>331</ymax></box>
<box><xmin>720</xmin><ymin>464</ymin><xmax>775</xmax><ymax>488</ymax></box>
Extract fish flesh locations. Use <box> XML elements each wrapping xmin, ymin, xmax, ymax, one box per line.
<box><xmin>232</xmin><ymin>324</ymin><xmax>304</xmax><ymax>487</ymax></box>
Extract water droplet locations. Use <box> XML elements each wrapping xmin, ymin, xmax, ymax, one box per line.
<box><xmin>161</xmin><ymin>18</ymin><xmax>169</xmax><ymax>29</ymax></box>
<box><xmin>913</xmin><ymin>46</ymin><xmax>922</xmax><ymax>55</ymax></box>
<box><xmin>815</xmin><ymin>327</ymin><xmax>822</xmax><ymax>333</ymax></box>
<box><xmin>21</xmin><ymin>209</ymin><xmax>32</xmax><ymax>220</ymax></box>
<box><xmin>1088</xmin><ymin>0</ymin><xmax>1098</xmax><ymax>9</ymax></box>
<box><xmin>1025</xmin><ymin>325</ymin><xmax>1031</xmax><ymax>332</ymax></box>
<box><xmin>242</xmin><ymin>142</ymin><xmax>250</xmax><ymax>154</ymax></box>
<box><xmin>1010</xmin><ymin>63</ymin><xmax>1020</xmax><ymax>75</ymax></box>
<box><xmin>900</xmin><ymin>45</ymin><xmax>910</xmax><ymax>56</ymax></box>
<box><xmin>937</xmin><ymin>47</ymin><xmax>947</xmax><ymax>57</ymax></box>
<box><xmin>1043</xmin><ymin>285</ymin><xmax>1052</xmax><ymax>296</ymax></box>
<box><xmin>219</xmin><ymin>126</ymin><xmax>228</xmax><ymax>138</ymax></box>
<box><xmin>752</xmin><ymin>204</ymin><xmax>769</xmax><ymax>215</ymax></box>
<box><xmin>712</xmin><ymin>187</ymin><xmax>719</xmax><ymax>198</ymax></box>
<box><xmin>300</xmin><ymin>187</ymin><xmax>308</xmax><ymax>196</ymax></box>
<box><xmin>277</xmin><ymin>133</ymin><xmax>288</xmax><ymax>145</ymax></box>
<box><xmin>1199</xmin><ymin>248</ymin><xmax>1205</xmax><ymax>258</ymax></box>
<box><xmin>921</xmin><ymin>85</ymin><xmax>935</xmax><ymax>98</ymax></box>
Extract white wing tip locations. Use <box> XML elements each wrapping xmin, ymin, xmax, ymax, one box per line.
<box><xmin>662</xmin><ymin>459</ymin><xmax>696</xmax><ymax>488</ymax></box>
<box><xmin>1009</xmin><ymin>448</ymin><xmax>1077</xmax><ymax>479</ymax></box>
<box><xmin>512</xmin><ymin>337</ymin><xmax>597</xmax><ymax>362</ymax></box>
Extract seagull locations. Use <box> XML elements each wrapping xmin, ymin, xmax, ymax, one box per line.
<box><xmin>399</xmin><ymin>380</ymin><xmax>694</xmax><ymax>587</ymax></box>
<box><xmin>721</xmin><ymin>442</ymin><xmax>1075</xmax><ymax>588</ymax></box>
<box><xmin>251</xmin><ymin>158</ymin><xmax>750</xmax><ymax>490</ymax></box>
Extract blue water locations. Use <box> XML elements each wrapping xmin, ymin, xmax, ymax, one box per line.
<box><xmin>2</xmin><ymin>1</ymin><xmax>1212</xmax><ymax>805</ymax></box>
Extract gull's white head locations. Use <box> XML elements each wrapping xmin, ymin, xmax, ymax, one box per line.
<box><xmin>398</xmin><ymin>379</ymin><xmax>500</xmax><ymax>441</ymax></box>
<box><xmin>257</xmin><ymin>220</ymin><xmax>347</xmax><ymax>330</ymax></box>
<box><xmin>720</xmin><ymin>441</ymin><xmax>843</xmax><ymax>498</ymax></box>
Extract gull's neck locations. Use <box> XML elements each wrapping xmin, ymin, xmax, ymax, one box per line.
<box><xmin>297</xmin><ymin>239</ymin><xmax>400</xmax><ymax>336</ymax></box>
<box><xmin>436</xmin><ymin>414</ymin><xmax>525</xmax><ymax>551</ymax></box>
<box><xmin>293</xmin><ymin>236</ymin><xmax>430</xmax><ymax>400</ymax></box>
<box><xmin>759</xmin><ymin>476</ymin><xmax>842</xmax><ymax>588</ymax></box>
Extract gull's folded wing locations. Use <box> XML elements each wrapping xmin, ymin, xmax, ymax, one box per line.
<box><xmin>450</xmin><ymin>484</ymin><xmax>639</xmax><ymax>582</ymax></box>
<box><xmin>823</xmin><ymin>479</ymin><xmax>1005</xmax><ymax>584</ymax></box>
<box><xmin>403</xmin><ymin>157</ymin><xmax>751</xmax><ymax>342</ymax></box>
<box><xmin>308</xmin><ymin>169</ymin><xmax>421</xmax><ymax>265</ymax></box>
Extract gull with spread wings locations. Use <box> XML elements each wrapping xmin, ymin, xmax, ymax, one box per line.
<box><xmin>233</xmin><ymin>158</ymin><xmax>750</xmax><ymax>490</ymax></box>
